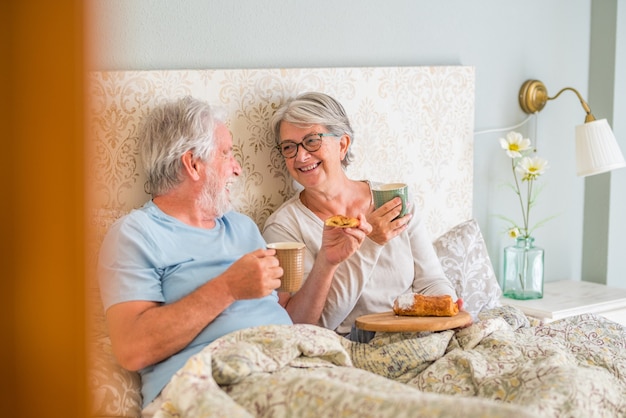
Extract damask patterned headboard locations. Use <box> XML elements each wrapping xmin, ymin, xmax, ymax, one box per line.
<box><xmin>87</xmin><ymin>66</ymin><xmax>475</xmax><ymax>239</ymax></box>
<box><xmin>86</xmin><ymin>66</ymin><xmax>476</xmax><ymax>418</ymax></box>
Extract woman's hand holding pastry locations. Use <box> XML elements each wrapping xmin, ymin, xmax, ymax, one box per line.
<box><xmin>367</xmin><ymin>197</ymin><xmax>411</xmax><ymax>245</ymax></box>
<box><xmin>321</xmin><ymin>214</ymin><xmax>371</xmax><ymax>265</ymax></box>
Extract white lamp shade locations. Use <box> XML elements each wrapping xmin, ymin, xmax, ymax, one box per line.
<box><xmin>575</xmin><ymin>119</ymin><xmax>626</xmax><ymax>176</ymax></box>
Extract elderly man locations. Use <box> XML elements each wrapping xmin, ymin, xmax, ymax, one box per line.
<box><xmin>97</xmin><ymin>96</ymin><xmax>298</xmax><ymax>414</ymax></box>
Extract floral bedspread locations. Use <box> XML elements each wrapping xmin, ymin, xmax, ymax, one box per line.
<box><xmin>154</xmin><ymin>306</ymin><xmax>625</xmax><ymax>418</ymax></box>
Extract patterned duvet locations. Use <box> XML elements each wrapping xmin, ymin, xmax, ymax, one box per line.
<box><xmin>154</xmin><ymin>306</ymin><xmax>625</xmax><ymax>418</ymax></box>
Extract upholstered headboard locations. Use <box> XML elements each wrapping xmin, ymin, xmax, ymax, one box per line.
<box><xmin>86</xmin><ymin>66</ymin><xmax>476</xmax><ymax>418</ymax></box>
<box><xmin>87</xmin><ymin>66</ymin><xmax>475</xmax><ymax>238</ymax></box>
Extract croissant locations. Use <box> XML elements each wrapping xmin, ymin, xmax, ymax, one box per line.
<box><xmin>393</xmin><ymin>293</ymin><xmax>459</xmax><ymax>317</ymax></box>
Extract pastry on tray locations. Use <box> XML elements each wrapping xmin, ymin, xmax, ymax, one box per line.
<box><xmin>393</xmin><ymin>293</ymin><xmax>459</xmax><ymax>317</ymax></box>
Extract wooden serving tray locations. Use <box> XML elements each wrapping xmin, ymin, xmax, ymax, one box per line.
<box><xmin>355</xmin><ymin>310</ymin><xmax>472</xmax><ymax>332</ymax></box>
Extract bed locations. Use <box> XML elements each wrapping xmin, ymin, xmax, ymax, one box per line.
<box><xmin>86</xmin><ymin>66</ymin><xmax>626</xmax><ymax>418</ymax></box>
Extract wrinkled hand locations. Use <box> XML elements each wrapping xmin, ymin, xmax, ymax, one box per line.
<box><xmin>224</xmin><ymin>248</ymin><xmax>283</xmax><ymax>300</ymax></box>
<box><xmin>321</xmin><ymin>213</ymin><xmax>372</xmax><ymax>265</ymax></box>
<box><xmin>367</xmin><ymin>197</ymin><xmax>412</xmax><ymax>245</ymax></box>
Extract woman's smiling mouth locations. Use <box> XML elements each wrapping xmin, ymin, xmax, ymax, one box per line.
<box><xmin>298</xmin><ymin>162</ymin><xmax>320</xmax><ymax>172</ymax></box>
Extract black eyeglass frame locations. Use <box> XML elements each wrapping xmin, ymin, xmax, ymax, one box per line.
<box><xmin>276</xmin><ymin>133</ymin><xmax>337</xmax><ymax>158</ymax></box>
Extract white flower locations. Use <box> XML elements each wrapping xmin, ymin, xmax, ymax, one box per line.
<box><xmin>499</xmin><ymin>131</ymin><xmax>532</xmax><ymax>158</ymax></box>
<box><xmin>507</xmin><ymin>227</ymin><xmax>520</xmax><ymax>238</ymax></box>
<box><xmin>498</xmin><ymin>132</ymin><xmax>551</xmax><ymax>239</ymax></box>
<box><xmin>515</xmin><ymin>156</ymin><xmax>549</xmax><ymax>181</ymax></box>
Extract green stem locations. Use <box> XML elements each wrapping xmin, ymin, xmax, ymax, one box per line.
<box><xmin>512</xmin><ymin>159</ymin><xmax>527</xmax><ymax>235</ymax></box>
<box><xmin>526</xmin><ymin>178</ymin><xmax>534</xmax><ymax>236</ymax></box>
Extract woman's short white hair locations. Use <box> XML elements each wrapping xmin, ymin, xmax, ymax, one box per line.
<box><xmin>270</xmin><ymin>92</ymin><xmax>354</xmax><ymax>167</ymax></box>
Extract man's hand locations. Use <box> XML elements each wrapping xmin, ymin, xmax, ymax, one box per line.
<box><xmin>223</xmin><ymin>248</ymin><xmax>283</xmax><ymax>300</ymax></box>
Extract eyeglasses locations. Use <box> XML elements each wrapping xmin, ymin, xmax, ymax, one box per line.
<box><xmin>277</xmin><ymin>133</ymin><xmax>337</xmax><ymax>158</ymax></box>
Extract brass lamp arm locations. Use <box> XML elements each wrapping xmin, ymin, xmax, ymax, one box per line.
<box><xmin>548</xmin><ymin>87</ymin><xmax>595</xmax><ymax>123</ymax></box>
<box><xmin>519</xmin><ymin>80</ymin><xmax>596</xmax><ymax>123</ymax></box>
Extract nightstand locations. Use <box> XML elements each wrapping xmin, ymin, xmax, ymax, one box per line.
<box><xmin>500</xmin><ymin>280</ymin><xmax>626</xmax><ymax>326</ymax></box>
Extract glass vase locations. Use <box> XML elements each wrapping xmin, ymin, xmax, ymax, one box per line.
<box><xmin>502</xmin><ymin>236</ymin><xmax>544</xmax><ymax>300</ymax></box>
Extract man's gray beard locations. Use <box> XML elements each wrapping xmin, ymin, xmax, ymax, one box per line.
<box><xmin>197</xmin><ymin>174</ymin><xmax>233</xmax><ymax>218</ymax></box>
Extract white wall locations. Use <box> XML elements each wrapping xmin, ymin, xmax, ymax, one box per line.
<box><xmin>87</xmin><ymin>0</ymin><xmax>625</xmax><ymax>287</ymax></box>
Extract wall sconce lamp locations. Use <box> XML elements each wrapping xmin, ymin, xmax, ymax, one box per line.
<box><xmin>519</xmin><ymin>79</ymin><xmax>626</xmax><ymax>176</ymax></box>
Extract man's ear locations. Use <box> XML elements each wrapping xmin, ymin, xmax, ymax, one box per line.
<box><xmin>181</xmin><ymin>151</ymin><xmax>201</xmax><ymax>180</ymax></box>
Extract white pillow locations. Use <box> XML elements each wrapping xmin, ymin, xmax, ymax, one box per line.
<box><xmin>432</xmin><ymin>219</ymin><xmax>501</xmax><ymax>319</ymax></box>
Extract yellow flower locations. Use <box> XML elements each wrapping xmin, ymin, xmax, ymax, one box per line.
<box><xmin>499</xmin><ymin>131</ymin><xmax>532</xmax><ymax>158</ymax></box>
<box><xmin>515</xmin><ymin>156</ymin><xmax>549</xmax><ymax>181</ymax></box>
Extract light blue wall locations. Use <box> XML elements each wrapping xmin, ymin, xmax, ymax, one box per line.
<box><xmin>87</xmin><ymin>0</ymin><xmax>625</xmax><ymax>288</ymax></box>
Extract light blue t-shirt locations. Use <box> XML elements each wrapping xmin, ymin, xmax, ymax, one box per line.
<box><xmin>98</xmin><ymin>201</ymin><xmax>293</xmax><ymax>408</ymax></box>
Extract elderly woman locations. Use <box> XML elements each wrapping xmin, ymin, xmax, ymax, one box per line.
<box><xmin>263</xmin><ymin>92</ymin><xmax>461</xmax><ymax>342</ymax></box>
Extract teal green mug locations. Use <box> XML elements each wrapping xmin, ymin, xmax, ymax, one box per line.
<box><xmin>372</xmin><ymin>183</ymin><xmax>408</xmax><ymax>218</ymax></box>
